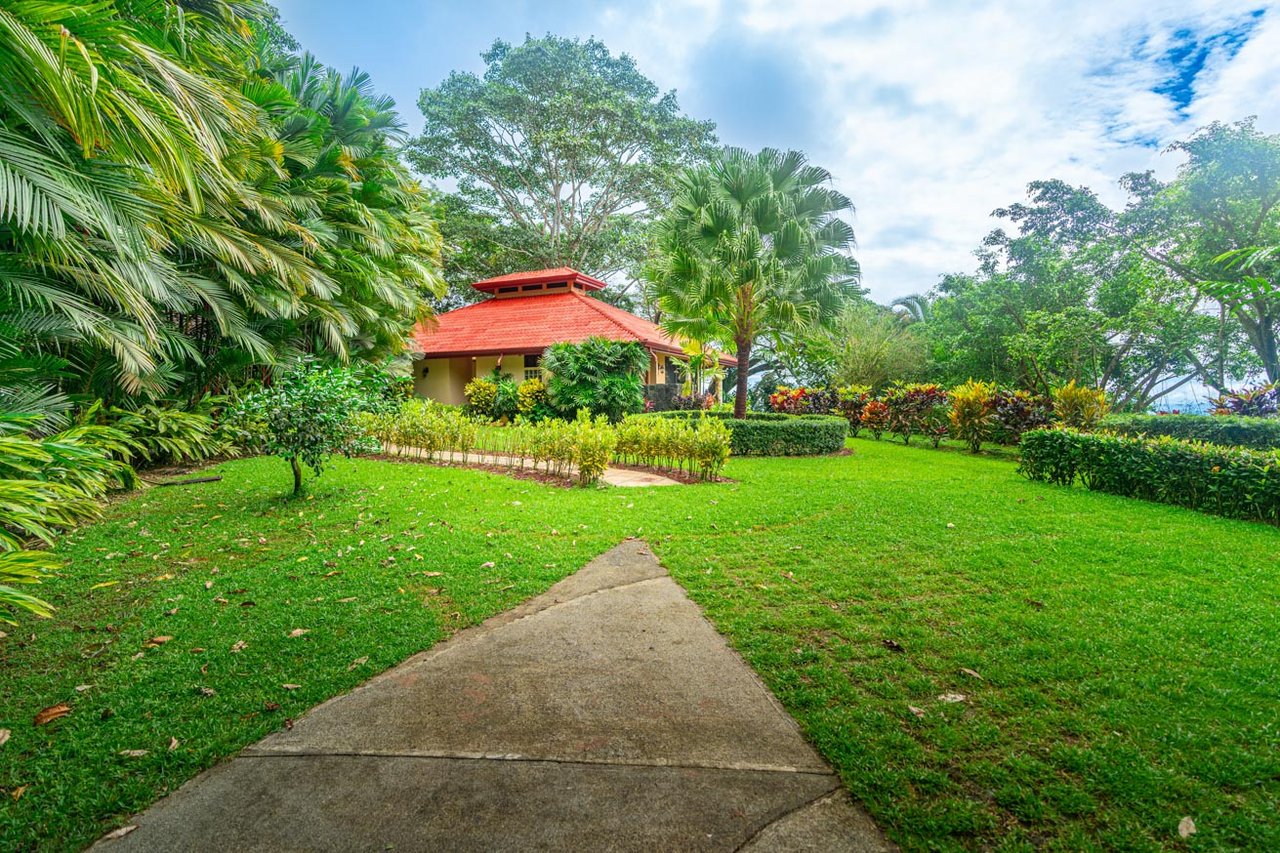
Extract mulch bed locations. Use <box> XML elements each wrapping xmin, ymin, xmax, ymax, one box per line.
<box><xmin>363</xmin><ymin>453</ymin><xmax>575</xmax><ymax>487</ymax></box>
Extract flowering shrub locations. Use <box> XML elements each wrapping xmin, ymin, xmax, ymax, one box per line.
<box><xmin>672</xmin><ymin>392</ymin><xmax>715</xmax><ymax>411</ymax></box>
<box><xmin>948</xmin><ymin>380</ymin><xmax>996</xmax><ymax>453</ymax></box>
<box><xmin>834</xmin><ymin>385</ymin><xmax>872</xmax><ymax>437</ymax></box>
<box><xmin>860</xmin><ymin>400</ymin><xmax>889</xmax><ymax>440</ymax></box>
<box><xmin>991</xmin><ymin>389</ymin><xmax>1053</xmax><ymax>445</ymax></box>
<box><xmin>1210</xmin><ymin>381</ymin><xmax>1278</xmax><ymax>417</ymax></box>
<box><xmin>1019</xmin><ymin>428</ymin><xmax>1280</xmax><ymax>525</ymax></box>
<box><xmin>1052</xmin><ymin>380</ymin><xmax>1108</xmax><ymax>430</ymax></box>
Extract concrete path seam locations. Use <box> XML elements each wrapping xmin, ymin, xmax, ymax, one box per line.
<box><xmin>730</xmin><ymin>789</ymin><xmax>852</xmax><ymax>853</ymax></box>
<box><xmin>236</xmin><ymin>749</ymin><xmax>845</xmax><ymax>777</ymax></box>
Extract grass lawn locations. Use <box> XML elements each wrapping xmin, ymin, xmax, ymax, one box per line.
<box><xmin>2</xmin><ymin>438</ymin><xmax>1278</xmax><ymax>850</ymax></box>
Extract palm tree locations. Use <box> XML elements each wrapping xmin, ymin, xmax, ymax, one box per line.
<box><xmin>647</xmin><ymin>148</ymin><xmax>862</xmax><ymax>417</ymax></box>
<box><xmin>891</xmin><ymin>293</ymin><xmax>933</xmax><ymax>323</ymax></box>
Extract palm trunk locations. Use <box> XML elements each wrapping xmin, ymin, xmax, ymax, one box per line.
<box><xmin>733</xmin><ymin>337</ymin><xmax>752</xmax><ymax>419</ymax></box>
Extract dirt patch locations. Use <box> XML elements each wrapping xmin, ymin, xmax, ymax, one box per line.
<box><xmin>608</xmin><ymin>464</ymin><xmax>731</xmax><ymax>485</ymax></box>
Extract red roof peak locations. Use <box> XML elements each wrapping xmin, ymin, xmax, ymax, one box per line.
<box><xmin>472</xmin><ymin>266</ymin><xmax>606</xmax><ymax>293</ymax></box>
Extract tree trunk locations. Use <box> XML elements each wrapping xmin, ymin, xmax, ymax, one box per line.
<box><xmin>733</xmin><ymin>337</ymin><xmax>752</xmax><ymax>419</ymax></box>
<box><xmin>291</xmin><ymin>455</ymin><xmax>303</xmax><ymax>495</ymax></box>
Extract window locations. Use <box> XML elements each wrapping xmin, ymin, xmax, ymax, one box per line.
<box><xmin>546</xmin><ymin>281</ymin><xmax>568</xmax><ymax>290</ymax></box>
<box><xmin>497</xmin><ymin>286</ymin><xmax>519</xmax><ymax>294</ymax></box>
<box><xmin>523</xmin><ymin>354</ymin><xmax>542</xmax><ymax>382</ymax></box>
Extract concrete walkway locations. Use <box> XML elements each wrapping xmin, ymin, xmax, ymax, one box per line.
<box><xmin>96</xmin><ymin>542</ymin><xmax>892</xmax><ymax>851</ymax></box>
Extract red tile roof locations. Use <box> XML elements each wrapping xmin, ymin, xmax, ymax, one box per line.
<box><xmin>413</xmin><ymin>290</ymin><xmax>736</xmax><ymax>365</ymax></box>
<box><xmin>471</xmin><ymin>266</ymin><xmax>606</xmax><ymax>293</ymax></box>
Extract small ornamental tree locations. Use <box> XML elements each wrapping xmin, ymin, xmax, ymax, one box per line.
<box><xmin>542</xmin><ymin>337</ymin><xmax>648</xmax><ymax>422</ymax></box>
<box><xmin>230</xmin><ymin>361</ymin><xmax>394</xmax><ymax>495</ymax></box>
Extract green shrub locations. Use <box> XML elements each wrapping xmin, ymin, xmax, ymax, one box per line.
<box><xmin>643</xmin><ymin>411</ymin><xmax>847</xmax><ymax>456</ymax></box>
<box><xmin>228</xmin><ymin>361</ymin><xmax>387</xmax><ymax>495</ymax></box>
<box><xmin>542</xmin><ymin>337</ymin><xmax>647</xmax><ymax>422</ymax></box>
<box><xmin>1019</xmin><ymin>428</ymin><xmax>1280</xmax><ymax>524</ymax></box>
<box><xmin>0</xmin><ymin>410</ymin><xmax>136</xmax><ymax>622</ymax></box>
<box><xmin>99</xmin><ymin>400</ymin><xmax>231</xmax><ymax>466</ymax></box>
<box><xmin>614</xmin><ymin>413</ymin><xmax>732</xmax><ymax>479</ymax></box>
<box><xmin>516</xmin><ymin>378</ymin><xmax>553</xmax><ymax>420</ymax></box>
<box><xmin>1053</xmin><ymin>380</ymin><xmax>1108</xmax><ymax>430</ymax></box>
<box><xmin>1102</xmin><ymin>413</ymin><xmax>1280</xmax><ymax>452</ymax></box>
<box><xmin>949</xmin><ymin>380</ymin><xmax>996</xmax><ymax>452</ymax></box>
<box><xmin>464</xmin><ymin>368</ymin><xmax>522</xmax><ymax>421</ymax></box>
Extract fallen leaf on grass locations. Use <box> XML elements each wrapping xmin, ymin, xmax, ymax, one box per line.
<box><xmin>882</xmin><ymin>639</ymin><xmax>905</xmax><ymax>653</ymax></box>
<box><xmin>282</xmin><ymin>683</ymin><xmax>301</xmax><ymax>690</ymax></box>
<box><xmin>338</xmin><ymin>596</ymin><xmax>357</xmax><ymax>603</ymax></box>
<box><xmin>198</xmin><ymin>687</ymin><xmax>216</xmax><ymax>697</ymax></box>
<box><xmin>230</xmin><ymin>640</ymin><xmax>247</xmax><ymax>653</ymax></box>
<box><xmin>11</xmin><ymin>785</ymin><xmax>27</xmax><ymax>801</ymax></box>
<box><xmin>1178</xmin><ymin>817</ymin><xmax>1196</xmax><ymax>838</ymax></box>
<box><xmin>938</xmin><ymin>693</ymin><xmax>967</xmax><ymax>703</ymax></box>
<box><xmin>204</xmin><ymin>581</ymin><xmax>214</xmax><ymax>590</ymax></box>
<box><xmin>908</xmin><ymin>706</ymin><xmax>926</xmax><ymax>718</ymax></box>
<box><xmin>960</xmin><ymin>668</ymin><xmax>984</xmax><ymax>680</ymax></box>
<box><xmin>119</xmin><ymin>749</ymin><xmax>149</xmax><ymax>758</ymax></box>
<box><xmin>0</xmin><ymin>729</ymin><xmax>10</xmax><ymax>746</ymax></box>
<box><xmin>101</xmin><ymin>825</ymin><xmax>138</xmax><ymax>840</ymax></box>
<box><xmin>144</xmin><ymin>636</ymin><xmax>173</xmax><ymax>648</ymax></box>
<box><xmin>168</xmin><ymin>737</ymin><xmax>179</xmax><ymax>752</ymax></box>
<box><xmin>1025</xmin><ymin>598</ymin><xmax>1045</xmax><ymax>610</ymax></box>
<box><xmin>422</xmin><ymin>571</ymin><xmax>443</xmax><ymax>577</ymax></box>
<box><xmin>34</xmin><ymin>703</ymin><xmax>71</xmax><ymax>726</ymax></box>
<box><xmin>348</xmin><ymin>657</ymin><xmax>368</xmax><ymax>671</ymax></box>
<box><xmin>74</xmin><ymin>684</ymin><xmax>94</xmax><ymax>693</ymax></box>
<box><xmin>264</xmin><ymin>702</ymin><xmax>280</xmax><ymax>712</ymax></box>
<box><xmin>288</xmin><ymin>629</ymin><xmax>310</xmax><ymax>638</ymax></box>
<box><xmin>480</xmin><ymin>561</ymin><xmax>495</xmax><ymax>569</ymax></box>
<box><xmin>90</xmin><ymin>581</ymin><xmax>119</xmax><ymax>589</ymax></box>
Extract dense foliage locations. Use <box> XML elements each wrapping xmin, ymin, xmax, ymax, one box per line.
<box><xmin>407</xmin><ymin>34</ymin><xmax>716</xmax><ymax>309</ymax></box>
<box><xmin>1210</xmin><ymin>381</ymin><xmax>1279</xmax><ymax>417</ymax></box>
<box><xmin>228</xmin><ymin>362</ymin><xmax>396</xmax><ymax>494</ymax></box>
<box><xmin>360</xmin><ymin>401</ymin><xmax>617</xmax><ymax>486</ymax></box>
<box><xmin>614</xmin><ymin>414</ymin><xmax>733</xmax><ymax>480</ymax></box>
<box><xmin>542</xmin><ymin>337</ymin><xmax>648</xmax><ymax>422</ymax></box>
<box><xmin>1102</xmin><ymin>413</ymin><xmax>1280</xmax><ymax>452</ymax></box>
<box><xmin>648</xmin><ymin>147</ymin><xmax>863</xmax><ymax>417</ymax></box>
<box><xmin>1020</xmin><ymin>429</ymin><xmax>1280</xmax><ymax>524</ymax></box>
<box><xmin>644</xmin><ymin>411</ymin><xmax>848</xmax><ymax>456</ymax></box>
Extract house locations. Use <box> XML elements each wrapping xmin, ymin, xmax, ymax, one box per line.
<box><xmin>411</xmin><ymin>267</ymin><xmax>734</xmax><ymax>405</ymax></box>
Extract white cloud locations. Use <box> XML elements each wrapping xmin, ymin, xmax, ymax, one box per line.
<box><xmin>589</xmin><ymin>0</ymin><xmax>1280</xmax><ymax>301</ymax></box>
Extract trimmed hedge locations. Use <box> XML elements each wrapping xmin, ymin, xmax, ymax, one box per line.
<box><xmin>642</xmin><ymin>411</ymin><xmax>848</xmax><ymax>456</ymax></box>
<box><xmin>1019</xmin><ymin>428</ymin><xmax>1280</xmax><ymax>525</ymax></box>
<box><xmin>1102</xmin><ymin>413</ymin><xmax>1280</xmax><ymax>452</ymax></box>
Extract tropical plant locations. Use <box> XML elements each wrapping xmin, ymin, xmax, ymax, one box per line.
<box><xmin>882</xmin><ymin>383</ymin><xmax>948</xmax><ymax>445</ymax></box>
<box><xmin>0</xmin><ymin>410</ymin><xmax>134</xmax><ymax>622</ymax></box>
<box><xmin>648</xmin><ymin>147</ymin><xmax>863</xmax><ymax>417</ymax></box>
<box><xmin>990</xmin><ymin>389</ymin><xmax>1053</xmax><ymax>445</ymax></box>
<box><xmin>1052</xmin><ymin>380</ymin><xmax>1109</xmax><ymax>430</ymax></box>
<box><xmin>860</xmin><ymin>400</ymin><xmax>890</xmax><ymax>440</ymax></box>
<box><xmin>227</xmin><ymin>361</ymin><xmax>390</xmax><ymax>495</ymax></box>
<box><xmin>1210</xmin><ymin>381</ymin><xmax>1278</xmax><ymax>417</ymax></box>
<box><xmin>542</xmin><ymin>337</ymin><xmax>648</xmax><ymax>422</ymax></box>
<box><xmin>948</xmin><ymin>380</ymin><xmax>996</xmax><ymax>452</ymax></box>
<box><xmin>834</xmin><ymin>385</ymin><xmax>873</xmax><ymax>436</ymax></box>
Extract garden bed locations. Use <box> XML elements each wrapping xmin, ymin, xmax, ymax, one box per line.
<box><xmin>640</xmin><ymin>411</ymin><xmax>849</xmax><ymax>456</ymax></box>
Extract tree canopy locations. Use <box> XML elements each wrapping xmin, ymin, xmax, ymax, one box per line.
<box><xmin>406</xmin><ymin>34</ymin><xmax>716</xmax><ymax>308</ymax></box>
<box><xmin>647</xmin><ymin>147</ymin><xmax>863</xmax><ymax>417</ymax></box>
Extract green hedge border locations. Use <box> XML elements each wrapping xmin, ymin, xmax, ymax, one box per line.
<box><xmin>640</xmin><ymin>411</ymin><xmax>848</xmax><ymax>456</ymax></box>
<box><xmin>1102</xmin><ymin>413</ymin><xmax>1280</xmax><ymax>452</ymax></box>
<box><xmin>1020</xmin><ymin>428</ymin><xmax>1280</xmax><ymax>524</ymax></box>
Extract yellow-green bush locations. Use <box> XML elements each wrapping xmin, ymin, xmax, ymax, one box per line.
<box><xmin>1053</xmin><ymin>380</ymin><xmax>1108</xmax><ymax>430</ymax></box>
<box><xmin>614</xmin><ymin>414</ymin><xmax>732</xmax><ymax>479</ymax></box>
<box><xmin>948</xmin><ymin>380</ymin><xmax>995</xmax><ymax>453</ymax></box>
<box><xmin>463</xmin><ymin>378</ymin><xmax>498</xmax><ymax>419</ymax></box>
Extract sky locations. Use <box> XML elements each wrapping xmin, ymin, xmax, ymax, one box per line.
<box><xmin>272</xmin><ymin>0</ymin><xmax>1280</xmax><ymax>304</ymax></box>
